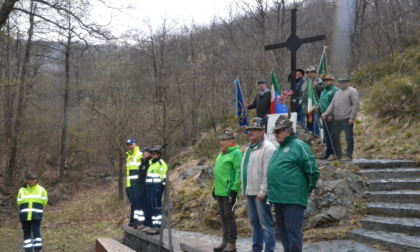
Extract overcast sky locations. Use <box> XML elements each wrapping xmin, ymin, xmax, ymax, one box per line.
<box><xmin>92</xmin><ymin>0</ymin><xmax>238</xmax><ymax>36</ymax></box>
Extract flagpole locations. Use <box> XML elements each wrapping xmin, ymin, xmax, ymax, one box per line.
<box><xmin>315</xmin><ymin>45</ymin><xmax>328</xmax><ymax>80</ymax></box>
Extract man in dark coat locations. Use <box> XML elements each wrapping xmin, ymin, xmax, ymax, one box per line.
<box><xmin>245</xmin><ymin>81</ymin><xmax>271</xmax><ymax>119</ymax></box>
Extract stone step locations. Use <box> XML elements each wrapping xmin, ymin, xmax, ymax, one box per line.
<box><xmin>368</xmin><ymin>202</ymin><xmax>420</xmax><ymax>218</ymax></box>
<box><xmin>366</xmin><ymin>190</ymin><xmax>420</xmax><ymax>204</ymax></box>
<box><xmin>352</xmin><ymin>159</ymin><xmax>417</xmax><ymax>169</ymax></box>
<box><xmin>96</xmin><ymin>238</ymin><xmax>135</xmax><ymax>252</ymax></box>
<box><xmin>361</xmin><ymin>215</ymin><xmax>420</xmax><ymax>236</ymax></box>
<box><xmin>360</xmin><ymin>168</ymin><xmax>420</xmax><ymax>179</ymax></box>
<box><xmin>368</xmin><ymin>178</ymin><xmax>420</xmax><ymax>191</ymax></box>
<box><xmin>347</xmin><ymin>228</ymin><xmax>420</xmax><ymax>252</ymax></box>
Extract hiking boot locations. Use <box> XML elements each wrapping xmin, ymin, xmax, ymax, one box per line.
<box><xmin>145</xmin><ymin>227</ymin><xmax>160</xmax><ymax>235</ymax></box>
<box><xmin>327</xmin><ymin>155</ymin><xmax>337</xmax><ymax>161</ymax></box>
<box><xmin>222</xmin><ymin>243</ymin><xmax>236</xmax><ymax>252</ymax></box>
<box><xmin>142</xmin><ymin>226</ymin><xmax>153</xmax><ymax>232</ymax></box>
<box><xmin>137</xmin><ymin>224</ymin><xmax>146</xmax><ymax>230</ymax></box>
<box><xmin>341</xmin><ymin>156</ymin><xmax>352</xmax><ymax>161</ymax></box>
<box><xmin>213</xmin><ymin>241</ymin><xmax>227</xmax><ymax>252</ymax></box>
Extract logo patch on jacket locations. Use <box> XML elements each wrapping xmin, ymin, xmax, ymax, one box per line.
<box><xmin>283</xmin><ymin>147</ymin><xmax>290</xmax><ymax>153</ymax></box>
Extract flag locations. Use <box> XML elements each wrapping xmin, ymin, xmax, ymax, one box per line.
<box><xmin>317</xmin><ymin>48</ymin><xmax>328</xmax><ymax>77</ymax></box>
<box><xmin>233</xmin><ymin>78</ymin><xmax>249</xmax><ymax>130</ymax></box>
<box><xmin>271</xmin><ymin>71</ymin><xmax>288</xmax><ymax>114</ymax></box>
<box><xmin>307</xmin><ymin>78</ymin><xmax>318</xmax><ymax>121</ymax></box>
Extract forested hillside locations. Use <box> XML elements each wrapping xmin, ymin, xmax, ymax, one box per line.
<box><xmin>0</xmin><ymin>0</ymin><xmax>419</xmax><ymax>212</ymax></box>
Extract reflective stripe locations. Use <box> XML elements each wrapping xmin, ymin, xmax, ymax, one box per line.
<box><xmin>41</xmin><ymin>197</ymin><xmax>48</xmax><ymax>200</ymax></box>
<box><xmin>20</xmin><ymin>195</ymin><xmax>43</xmax><ymax>199</ymax></box>
<box><xmin>147</xmin><ymin>174</ymin><xmax>161</xmax><ymax>178</ymax></box>
<box><xmin>127</xmin><ymin>162</ymin><xmax>141</xmax><ymax>166</ymax></box>
<box><xmin>33</xmin><ymin>243</ymin><xmax>42</xmax><ymax>247</ymax></box>
<box><xmin>20</xmin><ymin>208</ymin><xmax>43</xmax><ymax>213</ymax></box>
<box><xmin>34</xmin><ymin>238</ymin><xmax>42</xmax><ymax>242</ymax></box>
<box><xmin>127</xmin><ymin>175</ymin><xmax>138</xmax><ymax>179</ymax></box>
<box><xmin>23</xmin><ymin>244</ymin><xmax>33</xmax><ymax>248</ymax></box>
<box><xmin>24</xmin><ymin>239</ymin><xmax>32</xmax><ymax>244</ymax></box>
<box><xmin>146</xmin><ymin>178</ymin><xmax>162</xmax><ymax>183</ymax></box>
<box><xmin>152</xmin><ymin>215</ymin><xmax>162</xmax><ymax>220</ymax></box>
<box><xmin>138</xmin><ymin>216</ymin><xmax>145</xmax><ymax>221</ymax></box>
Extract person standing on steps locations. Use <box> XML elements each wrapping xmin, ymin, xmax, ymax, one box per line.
<box><xmin>213</xmin><ymin>129</ymin><xmax>242</xmax><ymax>252</ymax></box>
<box><xmin>17</xmin><ymin>173</ymin><xmax>48</xmax><ymax>252</ymax></box>
<box><xmin>136</xmin><ymin>147</ymin><xmax>153</xmax><ymax>230</ymax></box>
<box><xmin>267</xmin><ymin>115</ymin><xmax>319</xmax><ymax>252</ymax></box>
<box><xmin>245</xmin><ymin>81</ymin><xmax>271</xmax><ymax>130</ymax></box>
<box><xmin>143</xmin><ymin>145</ymin><xmax>168</xmax><ymax>235</ymax></box>
<box><xmin>322</xmin><ymin>74</ymin><xmax>360</xmax><ymax>161</ymax></box>
<box><xmin>125</xmin><ymin>139</ymin><xmax>143</xmax><ymax>228</ymax></box>
<box><xmin>241</xmin><ymin>117</ymin><xmax>276</xmax><ymax>252</ymax></box>
<box><xmin>318</xmin><ymin>74</ymin><xmax>339</xmax><ymax>160</ymax></box>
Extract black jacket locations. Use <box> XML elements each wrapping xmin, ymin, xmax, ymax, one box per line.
<box><xmin>248</xmin><ymin>90</ymin><xmax>271</xmax><ymax>118</ymax></box>
<box><xmin>138</xmin><ymin>156</ymin><xmax>152</xmax><ymax>187</ymax></box>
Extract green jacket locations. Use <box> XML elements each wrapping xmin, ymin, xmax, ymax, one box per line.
<box><xmin>213</xmin><ymin>145</ymin><xmax>242</xmax><ymax>196</ymax></box>
<box><xmin>319</xmin><ymin>84</ymin><xmax>339</xmax><ymax>115</ymax></box>
<box><xmin>267</xmin><ymin>134</ymin><xmax>319</xmax><ymax>208</ymax></box>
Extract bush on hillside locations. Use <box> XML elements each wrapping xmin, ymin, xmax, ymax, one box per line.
<box><xmin>364</xmin><ymin>75</ymin><xmax>419</xmax><ymax>118</ymax></box>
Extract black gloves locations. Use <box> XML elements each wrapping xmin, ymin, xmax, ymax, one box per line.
<box><xmin>229</xmin><ymin>190</ymin><xmax>237</xmax><ymax>204</ymax></box>
<box><xmin>212</xmin><ymin>187</ymin><xmax>216</xmax><ymax>200</ymax></box>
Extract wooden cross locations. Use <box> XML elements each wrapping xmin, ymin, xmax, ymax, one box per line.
<box><xmin>265</xmin><ymin>8</ymin><xmax>326</xmax><ymax>112</ymax></box>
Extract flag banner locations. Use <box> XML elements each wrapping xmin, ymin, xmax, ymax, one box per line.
<box><xmin>317</xmin><ymin>49</ymin><xmax>327</xmax><ymax>77</ymax></box>
<box><xmin>271</xmin><ymin>71</ymin><xmax>288</xmax><ymax>114</ymax></box>
<box><xmin>233</xmin><ymin>78</ymin><xmax>249</xmax><ymax>130</ymax></box>
<box><xmin>307</xmin><ymin>78</ymin><xmax>318</xmax><ymax>122</ymax></box>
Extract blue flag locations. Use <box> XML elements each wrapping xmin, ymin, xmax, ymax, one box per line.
<box><xmin>233</xmin><ymin>78</ymin><xmax>249</xmax><ymax>130</ymax></box>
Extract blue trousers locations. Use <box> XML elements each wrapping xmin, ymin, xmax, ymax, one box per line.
<box><xmin>126</xmin><ymin>183</ymin><xmax>141</xmax><ymax>223</ymax></box>
<box><xmin>22</xmin><ymin>220</ymin><xmax>42</xmax><ymax>251</ymax></box>
<box><xmin>147</xmin><ymin>183</ymin><xmax>164</xmax><ymax>228</ymax></box>
<box><xmin>246</xmin><ymin>196</ymin><xmax>275</xmax><ymax>252</ymax></box>
<box><xmin>332</xmin><ymin>118</ymin><xmax>354</xmax><ymax>158</ymax></box>
<box><xmin>323</xmin><ymin>119</ymin><xmax>334</xmax><ymax>158</ymax></box>
<box><xmin>138</xmin><ymin>184</ymin><xmax>151</xmax><ymax>226</ymax></box>
<box><xmin>273</xmin><ymin>204</ymin><xmax>305</xmax><ymax>252</ymax></box>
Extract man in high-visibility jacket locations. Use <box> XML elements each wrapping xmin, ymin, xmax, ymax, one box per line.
<box><xmin>143</xmin><ymin>145</ymin><xmax>168</xmax><ymax>235</ymax></box>
<box><xmin>17</xmin><ymin>173</ymin><xmax>48</xmax><ymax>252</ymax></box>
<box><xmin>125</xmin><ymin>139</ymin><xmax>143</xmax><ymax>227</ymax></box>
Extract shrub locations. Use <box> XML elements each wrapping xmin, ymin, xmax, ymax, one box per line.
<box><xmin>364</xmin><ymin>75</ymin><xmax>419</xmax><ymax>118</ymax></box>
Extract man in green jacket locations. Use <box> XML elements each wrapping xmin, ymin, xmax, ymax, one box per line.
<box><xmin>267</xmin><ymin>115</ymin><xmax>319</xmax><ymax>252</ymax></box>
<box><xmin>213</xmin><ymin>129</ymin><xmax>242</xmax><ymax>252</ymax></box>
<box><xmin>317</xmin><ymin>74</ymin><xmax>339</xmax><ymax>159</ymax></box>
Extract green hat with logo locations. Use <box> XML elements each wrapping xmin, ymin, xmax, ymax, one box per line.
<box><xmin>273</xmin><ymin>115</ymin><xmax>293</xmax><ymax>131</ymax></box>
<box><xmin>246</xmin><ymin>117</ymin><xmax>265</xmax><ymax>130</ymax></box>
<box><xmin>338</xmin><ymin>74</ymin><xmax>350</xmax><ymax>82</ymax></box>
<box><xmin>219</xmin><ymin>129</ymin><xmax>235</xmax><ymax>140</ymax></box>
<box><xmin>26</xmin><ymin>173</ymin><xmax>38</xmax><ymax>180</ymax></box>
<box><xmin>150</xmin><ymin>145</ymin><xmax>163</xmax><ymax>154</ymax></box>
<box><xmin>322</xmin><ymin>74</ymin><xmax>335</xmax><ymax>81</ymax></box>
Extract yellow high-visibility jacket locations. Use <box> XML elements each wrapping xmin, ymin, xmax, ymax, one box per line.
<box><xmin>126</xmin><ymin>146</ymin><xmax>143</xmax><ymax>188</ymax></box>
<box><xmin>17</xmin><ymin>183</ymin><xmax>48</xmax><ymax>221</ymax></box>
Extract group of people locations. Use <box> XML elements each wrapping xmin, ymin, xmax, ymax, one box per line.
<box><xmin>124</xmin><ymin>140</ymin><xmax>168</xmax><ymax>235</ymax></box>
<box><xmin>246</xmin><ymin>67</ymin><xmax>360</xmax><ymax>161</ymax></box>
<box><xmin>213</xmin><ymin>116</ymin><xmax>320</xmax><ymax>252</ymax></box>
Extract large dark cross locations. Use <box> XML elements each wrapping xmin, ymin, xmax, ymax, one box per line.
<box><xmin>265</xmin><ymin>8</ymin><xmax>326</xmax><ymax>112</ymax></box>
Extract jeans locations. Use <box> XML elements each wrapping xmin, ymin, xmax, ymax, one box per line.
<box><xmin>217</xmin><ymin>196</ymin><xmax>238</xmax><ymax>243</ymax></box>
<box><xmin>246</xmin><ymin>196</ymin><xmax>275</xmax><ymax>252</ymax></box>
<box><xmin>331</xmin><ymin>118</ymin><xmax>354</xmax><ymax>158</ymax></box>
<box><xmin>322</xmin><ymin>119</ymin><xmax>334</xmax><ymax>158</ymax></box>
<box><xmin>126</xmin><ymin>183</ymin><xmax>141</xmax><ymax>223</ymax></box>
<box><xmin>273</xmin><ymin>204</ymin><xmax>305</xmax><ymax>252</ymax></box>
<box><xmin>147</xmin><ymin>183</ymin><xmax>164</xmax><ymax>228</ymax></box>
<box><xmin>297</xmin><ymin>106</ymin><xmax>306</xmax><ymax>130</ymax></box>
<box><xmin>22</xmin><ymin>220</ymin><xmax>42</xmax><ymax>251</ymax></box>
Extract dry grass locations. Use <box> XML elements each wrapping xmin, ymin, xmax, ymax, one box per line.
<box><xmin>0</xmin><ymin>180</ymin><xmax>127</xmax><ymax>252</ymax></box>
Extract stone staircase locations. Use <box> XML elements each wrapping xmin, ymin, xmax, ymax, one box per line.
<box><xmin>348</xmin><ymin>160</ymin><xmax>420</xmax><ymax>252</ymax></box>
